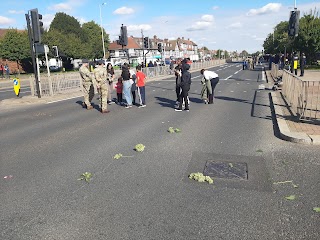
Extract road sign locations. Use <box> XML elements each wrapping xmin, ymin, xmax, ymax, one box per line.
<box><xmin>13</xmin><ymin>78</ymin><xmax>21</xmax><ymax>96</ymax></box>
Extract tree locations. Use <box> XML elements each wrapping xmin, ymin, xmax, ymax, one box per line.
<box><xmin>50</xmin><ymin>12</ymin><xmax>87</xmax><ymax>42</ymax></box>
<box><xmin>82</xmin><ymin>21</ymin><xmax>109</xmax><ymax>59</ymax></box>
<box><xmin>0</xmin><ymin>29</ymin><xmax>31</xmax><ymax>73</ymax></box>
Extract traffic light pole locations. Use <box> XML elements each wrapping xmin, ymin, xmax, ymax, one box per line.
<box><xmin>25</xmin><ymin>12</ymin><xmax>41</xmax><ymax>98</ymax></box>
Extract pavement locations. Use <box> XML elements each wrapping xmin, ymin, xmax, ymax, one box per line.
<box><xmin>267</xmin><ymin>69</ymin><xmax>320</xmax><ymax>145</ymax></box>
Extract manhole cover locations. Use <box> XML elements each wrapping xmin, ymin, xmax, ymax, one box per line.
<box><xmin>203</xmin><ymin>161</ymin><xmax>248</xmax><ymax>180</ymax></box>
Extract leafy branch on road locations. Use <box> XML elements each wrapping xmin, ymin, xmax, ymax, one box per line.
<box><xmin>168</xmin><ymin>127</ymin><xmax>181</xmax><ymax>133</ymax></box>
<box><xmin>273</xmin><ymin>180</ymin><xmax>298</xmax><ymax>188</ymax></box>
<box><xmin>134</xmin><ymin>144</ymin><xmax>145</xmax><ymax>152</ymax></box>
<box><xmin>113</xmin><ymin>153</ymin><xmax>134</xmax><ymax>160</ymax></box>
<box><xmin>189</xmin><ymin>172</ymin><xmax>214</xmax><ymax>184</ymax></box>
<box><xmin>313</xmin><ymin>207</ymin><xmax>320</xmax><ymax>213</ymax></box>
<box><xmin>78</xmin><ymin>172</ymin><xmax>92</xmax><ymax>183</ymax></box>
<box><xmin>285</xmin><ymin>195</ymin><xmax>296</xmax><ymax>200</ymax></box>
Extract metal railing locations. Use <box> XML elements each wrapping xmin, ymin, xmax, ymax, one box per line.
<box><xmin>31</xmin><ymin>59</ymin><xmax>226</xmax><ymax>97</ymax></box>
<box><xmin>271</xmin><ymin>63</ymin><xmax>280</xmax><ymax>79</ymax></box>
<box><xmin>282</xmin><ymin>70</ymin><xmax>320</xmax><ymax>120</ymax></box>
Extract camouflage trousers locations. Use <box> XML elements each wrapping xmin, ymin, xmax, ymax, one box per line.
<box><xmin>83</xmin><ymin>82</ymin><xmax>94</xmax><ymax>107</ymax></box>
<box><xmin>98</xmin><ymin>83</ymin><xmax>109</xmax><ymax>111</ymax></box>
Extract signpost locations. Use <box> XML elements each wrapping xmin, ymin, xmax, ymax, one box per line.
<box><xmin>13</xmin><ymin>78</ymin><xmax>21</xmax><ymax>97</ymax></box>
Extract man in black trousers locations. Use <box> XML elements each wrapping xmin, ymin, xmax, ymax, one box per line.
<box><xmin>175</xmin><ymin>59</ymin><xmax>191</xmax><ymax>112</ymax></box>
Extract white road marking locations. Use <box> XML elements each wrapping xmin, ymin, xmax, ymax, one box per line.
<box><xmin>262</xmin><ymin>71</ymin><xmax>266</xmax><ymax>81</ymax></box>
<box><xmin>234</xmin><ymin>69</ymin><xmax>242</xmax><ymax>75</ymax></box>
<box><xmin>153</xmin><ymin>90</ymin><xmax>155</xmax><ymax>91</ymax></box>
<box><xmin>225</xmin><ymin>75</ymin><xmax>233</xmax><ymax>80</ymax></box>
<box><xmin>230</xmin><ymin>91</ymin><xmax>234</xmax><ymax>92</ymax></box>
<box><xmin>45</xmin><ymin>95</ymin><xmax>81</xmax><ymax>104</ymax></box>
<box><xmin>243</xmin><ymin>91</ymin><xmax>247</xmax><ymax>92</ymax></box>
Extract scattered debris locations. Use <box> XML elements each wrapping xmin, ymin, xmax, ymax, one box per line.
<box><xmin>134</xmin><ymin>144</ymin><xmax>145</xmax><ymax>152</ymax></box>
<box><xmin>3</xmin><ymin>175</ymin><xmax>13</xmax><ymax>179</ymax></box>
<box><xmin>273</xmin><ymin>180</ymin><xmax>298</xmax><ymax>188</ymax></box>
<box><xmin>78</xmin><ymin>172</ymin><xmax>92</xmax><ymax>182</ymax></box>
<box><xmin>168</xmin><ymin>127</ymin><xmax>181</xmax><ymax>133</ymax></box>
<box><xmin>313</xmin><ymin>207</ymin><xmax>320</xmax><ymax>213</ymax></box>
<box><xmin>285</xmin><ymin>195</ymin><xmax>296</xmax><ymax>200</ymax></box>
<box><xmin>113</xmin><ymin>153</ymin><xmax>134</xmax><ymax>160</ymax></box>
<box><xmin>228</xmin><ymin>163</ymin><xmax>234</xmax><ymax>168</ymax></box>
<box><xmin>189</xmin><ymin>172</ymin><xmax>214</xmax><ymax>184</ymax></box>
<box><xmin>256</xmin><ymin>149</ymin><xmax>263</xmax><ymax>153</ymax></box>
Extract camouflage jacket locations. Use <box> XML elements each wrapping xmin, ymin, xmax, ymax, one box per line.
<box><xmin>94</xmin><ymin>65</ymin><xmax>108</xmax><ymax>85</ymax></box>
<box><xmin>79</xmin><ymin>65</ymin><xmax>92</xmax><ymax>83</ymax></box>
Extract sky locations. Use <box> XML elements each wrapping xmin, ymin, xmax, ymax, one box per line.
<box><xmin>0</xmin><ymin>0</ymin><xmax>320</xmax><ymax>53</ymax></box>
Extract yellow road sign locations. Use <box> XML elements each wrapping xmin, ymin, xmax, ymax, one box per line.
<box><xmin>13</xmin><ymin>78</ymin><xmax>20</xmax><ymax>96</ymax></box>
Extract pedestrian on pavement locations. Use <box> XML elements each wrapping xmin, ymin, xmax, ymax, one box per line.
<box><xmin>107</xmin><ymin>63</ymin><xmax>115</xmax><ymax>104</ymax></box>
<box><xmin>292</xmin><ymin>52</ymin><xmax>299</xmax><ymax>76</ymax></box>
<box><xmin>0</xmin><ymin>64</ymin><xmax>4</xmax><ymax>78</ymax></box>
<box><xmin>121</xmin><ymin>63</ymin><xmax>133</xmax><ymax>108</ymax></box>
<box><xmin>136</xmin><ymin>65</ymin><xmax>147</xmax><ymax>108</ymax></box>
<box><xmin>79</xmin><ymin>59</ymin><xmax>95</xmax><ymax>110</ymax></box>
<box><xmin>93</xmin><ymin>60</ymin><xmax>110</xmax><ymax>113</ymax></box>
<box><xmin>200</xmin><ymin>68</ymin><xmax>219</xmax><ymax>104</ymax></box>
<box><xmin>300</xmin><ymin>52</ymin><xmax>306</xmax><ymax>77</ymax></box>
<box><xmin>115</xmin><ymin>77</ymin><xmax>123</xmax><ymax>105</ymax></box>
<box><xmin>4</xmin><ymin>64</ymin><xmax>9</xmax><ymax>79</ymax></box>
<box><xmin>175</xmin><ymin>60</ymin><xmax>191</xmax><ymax>112</ymax></box>
<box><xmin>129</xmin><ymin>65</ymin><xmax>137</xmax><ymax>105</ymax></box>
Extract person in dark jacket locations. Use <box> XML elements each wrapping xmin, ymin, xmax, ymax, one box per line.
<box><xmin>175</xmin><ymin>60</ymin><xmax>191</xmax><ymax>112</ymax></box>
<box><xmin>174</xmin><ymin>59</ymin><xmax>182</xmax><ymax>104</ymax></box>
<box><xmin>300</xmin><ymin>52</ymin><xmax>306</xmax><ymax>77</ymax></box>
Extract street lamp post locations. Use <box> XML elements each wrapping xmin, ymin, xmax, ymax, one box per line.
<box><xmin>99</xmin><ymin>2</ymin><xmax>107</xmax><ymax>60</ymax></box>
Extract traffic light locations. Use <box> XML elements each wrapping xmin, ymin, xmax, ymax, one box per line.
<box><xmin>119</xmin><ymin>25</ymin><xmax>128</xmax><ymax>46</ymax></box>
<box><xmin>157</xmin><ymin>43</ymin><xmax>162</xmax><ymax>53</ymax></box>
<box><xmin>288</xmin><ymin>10</ymin><xmax>300</xmax><ymax>37</ymax></box>
<box><xmin>30</xmin><ymin>8</ymin><xmax>43</xmax><ymax>43</ymax></box>
<box><xmin>143</xmin><ymin>37</ymin><xmax>149</xmax><ymax>48</ymax></box>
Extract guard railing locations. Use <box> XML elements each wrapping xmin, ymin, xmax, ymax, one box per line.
<box><xmin>282</xmin><ymin>70</ymin><xmax>320</xmax><ymax>120</ymax></box>
<box><xmin>30</xmin><ymin>59</ymin><xmax>226</xmax><ymax>97</ymax></box>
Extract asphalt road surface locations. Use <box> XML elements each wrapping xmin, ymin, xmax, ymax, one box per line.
<box><xmin>0</xmin><ymin>86</ymin><xmax>31</xmax><ymax>101</ymax></box>
<box><xmin>1</xmin><ymin>63</ymin><xmax>319</xmax><ymax>240</ymax></box>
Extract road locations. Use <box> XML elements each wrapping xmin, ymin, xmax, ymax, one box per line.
<box><xmin>0</xmin><ymin>84</ymin><xmax>31</xmax><ymax>101</ymax></box>
<box><xmin>0</xmin><ymin>63</ymin><xmax>319</xmax><ymax>240</ymax></box>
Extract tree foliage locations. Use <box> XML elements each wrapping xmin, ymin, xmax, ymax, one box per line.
<box><xmin>263</xmin><ymin>9</ymin><xmax>320</xmax><ymax>63</ymax></box>
<box><xmin>0</xmin><ymin>29</ymin><xmax>30</xmax><ymax>61</ymax></box>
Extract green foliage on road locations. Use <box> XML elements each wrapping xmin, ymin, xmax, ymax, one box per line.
<box><xmin>134</xmin><ymin>144</ymin><xmax>145</xmax><ymax>152</ymax></box>
<box><xmin>285</xmin><ymin>195</ymin><xmax>296</xmax><ymax>200</ymax></box>
<box><xmin>78</xmin><ymin>172</ymin><xmax>92</xmax><ymax>182</ymax></box>
<box><xmin>313</xmin><ymin>207</ymin><xmax>320</xmax><ymax>213</ymax></box>
<box><xmin>189</xmin><ymin>172</ymin><xmax>214</xmax><ymax>184</ymax></box>
<box><xmin>168</xmin><ymin>127</ymin><xmax>181</xmax><ymax>133</ymax></box>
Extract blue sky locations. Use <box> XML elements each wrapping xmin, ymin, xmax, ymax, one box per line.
<box><xmin>1</xmin><ymin>0</ymin><xmax>319</xmax><ymax>53</ymax></box>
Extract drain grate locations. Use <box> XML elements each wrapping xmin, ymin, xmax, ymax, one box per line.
<box><xmin>203</xmin><ymin>161</ymin><xmax>248</xmax><ymax>180</ymax></box>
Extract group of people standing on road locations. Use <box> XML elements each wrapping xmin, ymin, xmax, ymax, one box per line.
<box><xmin>173</xmin><ymin>58</ymin><xmax>220</xmax><ymax>112</ymax></box>
<box><xmin>79</xmin><ymin>57</ymin><xmax>220</xmax><ymax>114</ymax></box>
<box><xmin>79</xmin><ymin>60</ymin><xmax>147</xmax><ymax>113</ymax></box>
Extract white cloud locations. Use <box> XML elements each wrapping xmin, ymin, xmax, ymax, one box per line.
<box><xmin>43</xmin><ymin>14</ymin><xmax>55</xmax><ymax>29</ymax></box>
<box><xmin>0</xmin><ymin>16</ymin><xmax>15</xmax><ymax>26</ymax></box>
<box><xmin>212</xmin><ymin>6</ymin><xmax>219</xmax><ymax>10</ymax></box>
<box><xmin>8</xmin><ymin>10</ymin><xmax>24</xmax><ymax>14</ymax></box>
<box><xmin>186</xmin><ymin>21</ymin><xmax>212</xmax><ymax>31</ymax></box>
<box><xmin>49</xmin><ymin>3</ymin><xmax>73</xmax><ymax>12</ymax></box>
<box><xmin>113</xmin><ymin>7</ymin><xmax>135</xmax><ymax>15</ymax></box>
<box><xmin>127</xmin><ymin>24</ymin><xmax>151</xmax><ymax>31</ymax></box>
<box><xmin>227</xmin><ymin>22</ymin><xmax>242</xmax><ymax>29</ymax></box>
<box><xmin>247</xmin><ymin>3</ymin><xmax>282</xmax><ymax>16</ymax></box>
<box><xmin>201</xmin><ymin>14</ymin><xmax>214</xmax><ymax>22</ymax></box>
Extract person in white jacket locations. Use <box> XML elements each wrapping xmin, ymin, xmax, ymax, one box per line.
<box><xmin>200</xmin><ymin>69</ymin><xmax>219</xmax><ymax>104</ymax></box>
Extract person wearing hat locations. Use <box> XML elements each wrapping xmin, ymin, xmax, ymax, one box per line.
<box><xmin>79</xmin><ymin>59</ymin><xmax>95</xmax><ymax>110</ymax></box>
<box><xmin>94</xmin><ymin>60</ymin><xmax>110</xmax><ymax>113</ymax></box>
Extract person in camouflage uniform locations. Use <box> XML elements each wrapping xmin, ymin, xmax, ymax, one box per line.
<box><xmin>79</xmin><ymin>59</ymin><xmax>94</xmax><ymax>110</ymax></box>
<box><xmin>94</xmin><ymin>60</ymin><xmax>110</xmax><ymax>113</ymax></box>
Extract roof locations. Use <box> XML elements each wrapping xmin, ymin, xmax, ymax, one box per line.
<box><xmin>108</xmin><ymin>36</ymin><xmax>141</xmax><ymax>50</ymax></box>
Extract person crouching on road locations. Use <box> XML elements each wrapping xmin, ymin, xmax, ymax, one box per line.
<box><xmin>136</xmin><ymin>65</ymin><xmax>147</xmax><ymax>107</ymax></box>
<box><xmin>93</xmin><ymin>60</ymin><xmax>110</xmax><ymax>113</ymax></box>
<box><xmin>121</xmin><ymin>63</ymin><xmax>133</xmax><ymax>108</ymax></box>
<box><xmin>200</xmin><ymin>69</ymin><xmax>219</xmax><ymax>104</ymax></box>
<box><xmin>79</xmin><ymin>59</ymin><xmax>95</xmax><ymax>110</ymax></box>
<box><xmin>175</xmin><ymin>60</ymin><xmax>191</xmax><ymax>112</ymax></box>
<box><xmin>201</xmin><ymin>74</ymin><xmax>212</xmax><ymax>104</ymax></box>
<box><xmin>115</xmin><ymin>77</ymin><xmax>124</xmax><ymax>105</ymax></box>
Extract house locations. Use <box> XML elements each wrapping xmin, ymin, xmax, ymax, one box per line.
<box><xmin>108</xmin><ymin>35</ymin><xmax>199</xmax><ymax>65</ymax></box>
